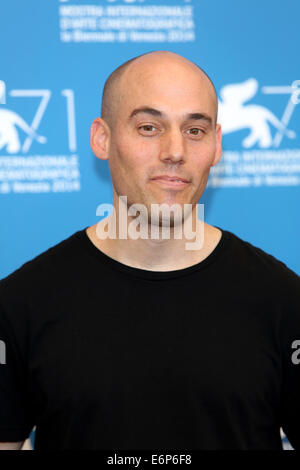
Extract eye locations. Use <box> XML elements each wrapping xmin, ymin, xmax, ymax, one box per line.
<box><xmin>186</xmin><ymin>128</ymin><xmax>204</xmax><ymax>136</ymax></box>
<box><xmin>138</xmin><ymin>125</ymin><xmax>157</xmax><ymax>133</ymax></box>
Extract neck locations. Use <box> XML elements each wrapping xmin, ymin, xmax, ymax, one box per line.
<box><xmin>86</xmin><ymin>203</ymin><xmax>222</xmax><ymax>271</ymax></box>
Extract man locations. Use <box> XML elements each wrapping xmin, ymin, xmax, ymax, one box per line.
<box><xmin>0</xmin><ymin>51</ymin><xmax>299</xmax><ymax>450</ymax></box>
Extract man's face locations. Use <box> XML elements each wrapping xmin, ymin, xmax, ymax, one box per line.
<box><xmin>106</xmin><ymin>56</ymin><xmax>222</xmax><ymax>220</ymax></box>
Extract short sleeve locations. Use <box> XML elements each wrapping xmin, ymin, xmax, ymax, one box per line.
<box><xmin>279</xmin><ymin>271</ymin><xmax>300</xmax><ymax>450</ymax></box>
<box><xmin>0</xmin><ymin>292</ymin><xmax>34</xmax><ymax>442</ymax></box>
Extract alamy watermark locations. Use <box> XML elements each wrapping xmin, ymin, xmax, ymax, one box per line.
<box><xmin>291</xmin><ymin>339</ymin><xmax>300</xmax><ymax>365</ymax></box>
<box><xmin>95</xmin><ymin>196</ymin><xmax>205</xmax><ymax>250</ymax></box>
<box><xmin>0</xmin><ymin>339</ymin><xmax>6</xmax><ymax>365</ymax></box>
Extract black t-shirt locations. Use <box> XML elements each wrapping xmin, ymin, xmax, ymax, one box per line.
<box><xmin>0</xmin><ymin>226</ymin><xmax>299</xmax><ymax>450</ymax></box>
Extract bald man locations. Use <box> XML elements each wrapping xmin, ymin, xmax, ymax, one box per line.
<box><xmin>0</xmin><ymin>51</ymin><xmax>299</xmax><ymax>450</ymax></box>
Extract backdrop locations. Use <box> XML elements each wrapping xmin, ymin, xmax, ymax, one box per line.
<box><xmin>0</xmin><ymin>0</ymin><xmax>299</xmax><ymax>450</ymax></box>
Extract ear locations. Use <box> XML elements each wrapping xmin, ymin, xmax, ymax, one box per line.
<box><xmin>90</xmin><ymin>117</ymin><xmax>110</xmax><ymax>161</ymax></box>
<box><xmin>211</xmin><ymin>123</ymin><xmax>222</xmax><ymax>167</ymax></box>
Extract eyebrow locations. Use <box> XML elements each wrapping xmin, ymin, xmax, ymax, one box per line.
<box><xmin>129</xmin><ymin>106</ymin><xmax>213</xmax><ymax>126</ymax></box>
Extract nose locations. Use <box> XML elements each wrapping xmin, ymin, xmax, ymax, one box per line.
<box><xmin>159</xmin><ymin>127</ymin><xmax>185</xmax><ymax>164</ymax></box>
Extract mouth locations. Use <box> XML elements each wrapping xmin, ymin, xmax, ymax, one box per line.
<box><xmin>150</xmin><ymin>175</ymin><xmax>190</xmax><ymax>187</ymax></box>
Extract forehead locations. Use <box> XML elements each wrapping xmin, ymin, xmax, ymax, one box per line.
<box><xmin>117</xmin><ymin>58</ymin><xmax>216</xmax><ymax>119</ymax></box>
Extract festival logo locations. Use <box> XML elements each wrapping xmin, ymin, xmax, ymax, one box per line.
<box><xmin>218</xmin><ymin>78</ymin><xmax>297</xmax><ymax>149</ymax></box>
<box><xmin>208</xmin><ymin>78</ymin><xmax>300</xmax><ymax>188</ymax></box>
<box><xmin>0</xmin><ymin>83</ymin><xmax>80</xmax><ymax>194</ymax></box>
<box><xmin>0</xmin><ymin>108</ymin><xmax>46</xmax><ymax>154</ymax></box>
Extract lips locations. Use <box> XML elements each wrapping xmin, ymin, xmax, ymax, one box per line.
<box><xmin>151</xmin><ymin>175</ymin><xmax>189</xmax><ymax>183</ymax></box>
<box><xmin>150</xmin><ymin>175</ymin><xmax>190</xmax><ymax>189</ymax></box>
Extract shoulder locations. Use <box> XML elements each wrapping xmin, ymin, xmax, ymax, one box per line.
<box><xmin>0</xmin><ymin>227</ymin><xmax>85</xmax><ymax>301</ymax></box>
<box><xmin>221</xmin><ymin>228</ymin><xmax>300</xmax><ymax>294</ymax></box>
<box><xmin>0</xmin><ymin>228</ymin><xmax>87</xmax><ymax>352</ymax></box>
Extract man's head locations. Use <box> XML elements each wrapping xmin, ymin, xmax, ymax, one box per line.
<box><xmin>101</xmin><ymin>51</ymin><xmax>219</xmax><ymax>131</ymax></box>
<box><xmin>91</xmin><ymin>50</ymin><xmax>222</xmax><ymax>221</ymax></box>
